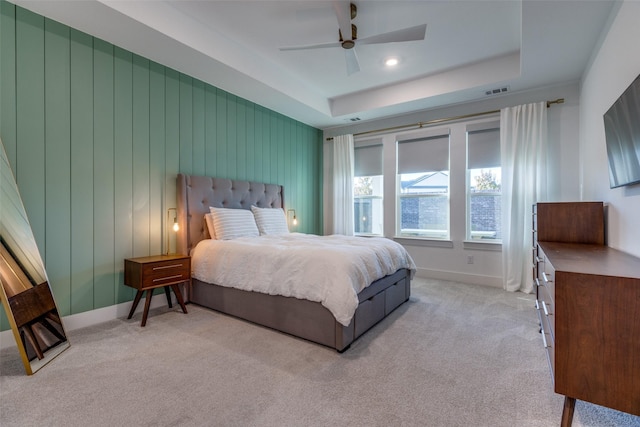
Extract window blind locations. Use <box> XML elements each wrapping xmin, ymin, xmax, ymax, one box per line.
<box><xmin>467</xmin><ymin>121</ymin><xmax>500</xmax><ymax>169</ymax></box>
<box><xmin>397</xmin><ymin>133</ymin><xmax>450</xmax><ymax>174</ymax></box>
<box><xmin>354</xmin><ymin>143</ymin><xmax>383</xmax><ymax>177</ymax></box>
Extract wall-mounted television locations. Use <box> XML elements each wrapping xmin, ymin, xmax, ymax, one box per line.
<box><xmin>603</xmin><ymin>73</ymin><xmax>640</xmax><ymax>188</ymax></box>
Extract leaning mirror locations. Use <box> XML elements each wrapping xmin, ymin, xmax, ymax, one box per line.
<box><xmin>0</xmin><ymin>137</ymin><xmax>69</xmax><ymax>375</ymax></box>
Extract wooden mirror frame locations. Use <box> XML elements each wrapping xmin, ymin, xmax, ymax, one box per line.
<box><xmin>0</xmin><ymin>138</ymin><xmax>69</xmax><ymax>374</ymax></box>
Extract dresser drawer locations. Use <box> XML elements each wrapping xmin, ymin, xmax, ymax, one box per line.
<box><xmin>534</xmin><ymin>246</ymin><xmax>543</xmax><ymax>298</ymax></box>
<box><xmin>537</xmin><ymin>247</ymin><xmax>555</xmax><ymax>304</ymax></box>
<box><xmin>537</xmin><ymin>284</ymin><xmax>555</xmax><ymax>339</ymax></box>
<box><xmin>541</xmin><ymin>268</ymin><xmax>555</xmax><ymax>305</ymax></box>
<box><xmin>535</xmin><ymin>244</ymin><xmax>545</xmax><ymax>274</ymax></box>
<box><xmin>536</xmin><ymin>298</ymin><xmax>555</xmax><ymax>376</ymax></box>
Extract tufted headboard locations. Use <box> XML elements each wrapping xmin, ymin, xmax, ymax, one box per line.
<box><xmin>176</xmin><ymin>174</ymin><xmax>284</xmax><ymax>255</ymax></box>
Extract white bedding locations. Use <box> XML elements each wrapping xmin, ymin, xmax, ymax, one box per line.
<box><xmin>190</xmin><ymin>233</ymin><xmax>416</xmax><ymax>326</ymax></box>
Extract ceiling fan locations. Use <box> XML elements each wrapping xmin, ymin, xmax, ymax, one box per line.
<box><xmin>279</xmin><ymin>1</ymin><xmax>427</xmax><ymax>75</ymax></box>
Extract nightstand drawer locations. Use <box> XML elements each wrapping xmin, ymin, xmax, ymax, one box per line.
<box><xmin>142</xmin><ymin>261</ymin><xmax>190</xmax><ymax>287</ymax></box>
<box><xmin>125</xmin><ymin>255</ymin><xmax>191</xmax><ymax>291</ymax></box>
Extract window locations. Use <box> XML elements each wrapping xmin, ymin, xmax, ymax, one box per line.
<box><xmin>467</xmin><ymin>122</ymin><xmax>501</xmax><ymax>241</ymax></box>
<box><xmin>353</xmin><ymin>140</ymin><xmax>383</xmax><ymax>235</ymax></box>
<box><xmin>397</xmin><ymin>132</ymin><xmax>450</xmax><ymax>239</ymax></box>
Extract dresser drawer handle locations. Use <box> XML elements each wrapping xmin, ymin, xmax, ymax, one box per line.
<box><xmin>541</xmin><ymin>300</ymin><xmax>550</xmax><ymax>317</ymax></box>
<box><xmin>535</xmin><ymin>256</ymin><xmax>543</xmax><ymax>263</ymax></box>
<box><xmin>535</xmin><ymin>278</ymin><xmax>541</xmax><ymax>288</ymax></box>
<box><xmin>542</xmin><ymin>272</ymin><xmax>552</xmax><ymax>283</ymax></box>
<box><xmin>541</xmin><ymin>329</ymin><xmax>549</xmax><ymax>349</ymax></box>
<box><xmin>535</xmin><ymin>300</ymin><xmax>540</xmax><ymax>311</ymax></box>
<box><xmin>153</xmin><ymin>263</ymin><xmax>183</xmax><ymax>271</ymax></box>
<box><xmin>153</xmin><ymin>274</ymin><xmax>183</xmax><ymax>282</ymax></box>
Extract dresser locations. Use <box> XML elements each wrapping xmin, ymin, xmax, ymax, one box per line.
<box><xmin>533</xmin><ymin>202</ymin><xmax>640</xmax><ymax>426</ymax></box>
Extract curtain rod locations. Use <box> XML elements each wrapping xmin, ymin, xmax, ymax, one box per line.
<box><xmin>325</xmin><ymin>98</ymin><xmax>565</xmax><ymax>141</ymax></box>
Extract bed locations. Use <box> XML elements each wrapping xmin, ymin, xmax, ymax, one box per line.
<box><xmin>176</xmin><ymin>174</ymin><xmax>414</xmax><ymax>351</ymax></box>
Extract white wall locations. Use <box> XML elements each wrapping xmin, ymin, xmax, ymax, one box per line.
<box><xmin>580</xmin><ymin>1</ymin><xmax>640</xmax><ymax>257</ymax></box>
<box><xmin>324</xmin><ymin>83</ymin><xmax>581</xmax><ymax>287</ymax></box>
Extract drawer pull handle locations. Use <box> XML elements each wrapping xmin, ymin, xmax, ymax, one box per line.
<box><xmin>535</xmin><ymin>278</ymin><xmax>541</xmax><ymax>288</ymax></box>
<box><xmin>541</xmin><ymin>330</ymin><xmax>549</xmax><ymax>349</ymax></box>
<box><xmin>153</xmin><ymin>274</ymin><xmax>182</xmax><ymax>282</ymax></box>
<box><xmin>542</xmin><ymin>272</ymin><xmax>552</xmax><ymax>283</ymax></box>
<box><xmin>153</xmin><ymin>263</ymin><xmax>183</xmax><ymax>271</ymax></box>
<box><xmin>535</xmin><ymin>300</ymin><xmax>540</xmax><ymax>310</ymax></box>
<box><xmin>542</xmin><ymin>300</ymin><xmax>550</xmax><ymax>317</ymax></box>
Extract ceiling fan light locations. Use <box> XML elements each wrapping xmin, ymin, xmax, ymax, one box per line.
<box><xmin>342</xmin><ymin>40</ymin><xmax>356</xmax><ymax>49</ymax></box>
<box><xmin>385</xmin><ymin>58</ymin><xmax>399</xmax><ymax>67</ymax></box>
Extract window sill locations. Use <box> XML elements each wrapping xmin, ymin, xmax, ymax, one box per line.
<box><xmin>393</xmin><ymin>236</ymin><xmax>454</xmax><ymax>248</ymax></box>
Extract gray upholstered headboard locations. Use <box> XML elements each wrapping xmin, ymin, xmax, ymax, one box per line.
<box><xmin>176</xmin><ymin>174</ymin><xmax>284</xmax><ymax>255</ymax></box>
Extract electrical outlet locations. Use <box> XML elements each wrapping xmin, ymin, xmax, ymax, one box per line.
<box><xmin>467</xmin><ymin>255</ymin><xmax>474</xmax><ymax>265</ymax></box>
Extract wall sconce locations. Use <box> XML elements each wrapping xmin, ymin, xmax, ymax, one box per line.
<box><xmin>166</xmin><ymin>207</ymin><xmax>179</xmax><ymax>255</ymax></box>
<box><xmin>287</xmin><ymin>209</ymin><xmax>298</xmax><ymax>227</ymax></box>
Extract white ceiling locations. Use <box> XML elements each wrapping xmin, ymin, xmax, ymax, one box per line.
<box><xmin>12</xmin><ymin>0</ymin><xmax>617</xmax><ymax>130</ymax></box>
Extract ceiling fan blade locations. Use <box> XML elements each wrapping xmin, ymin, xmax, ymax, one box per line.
<box><xmin>332</xmin><ymin>1</ymin><xmax>353</xmax><ymax>42</ymax></box>
<box><xmin>357</xmin><ymin>24</ymin><xmax>427</xmax><ymax>46</ymax></box>
<box><xmin>345</xmin><ymin>48</ymin><xmax>360</xmax><ymax>75</ymax></box>
<box><xmin>279</xmin><ymin>41</ymin><xmax>342</xmax><ymax>51</ymax></box>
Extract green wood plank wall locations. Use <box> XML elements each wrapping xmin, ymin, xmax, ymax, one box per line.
<box><xmin>69</xmin><ymin>29</ymin><xmax>94</xmax><ymax>314</ymax></box>
<box><xmin>0</xmin><ymin>2</ymin><xmax>322</xmax><ymax>329</ymax></box>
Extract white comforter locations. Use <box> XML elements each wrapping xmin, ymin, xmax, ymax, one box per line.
<box><xmin>190</xmin><ymin>233</ymin><xmax>416</xmax><ymax>326</ymax></box>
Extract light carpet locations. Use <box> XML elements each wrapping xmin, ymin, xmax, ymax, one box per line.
<box><xmin>1</xmin><ymin>278</ymin><xmax>638</xmax><ymax>427</ymax></box>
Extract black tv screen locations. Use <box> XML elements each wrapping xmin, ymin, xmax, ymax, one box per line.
<box><xmin>603</xmin><ymin>73</ymin><xmax>640</xmax><ymax>188</ymax></box>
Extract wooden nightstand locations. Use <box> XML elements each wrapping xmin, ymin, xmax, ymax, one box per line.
<box><xmin>124</xmin><ymin>254</ymin><xmax>190</xmax><ymax>326</ymax></box>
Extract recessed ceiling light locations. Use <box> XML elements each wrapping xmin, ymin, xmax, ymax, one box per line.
<box><xmin>385</xmin><ymin>58</ymin><xmax>399</xmax><ymax>67</ymax></box>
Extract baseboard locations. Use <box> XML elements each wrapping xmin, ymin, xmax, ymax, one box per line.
<box><xmin>0</xmin><ymin>293</ymin><xmax>177</xmax><ymax>350</ymax></box>
<box><xmin>414</xmin><ymin>267</ymin><xmax>502</xmax><ymax>288</ymax></box>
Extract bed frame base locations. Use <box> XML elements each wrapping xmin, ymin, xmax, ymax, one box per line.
<box><xmin>190</xmin><ymin>268</ymin><xmax>411</xmax><ymax>352</ymax></box>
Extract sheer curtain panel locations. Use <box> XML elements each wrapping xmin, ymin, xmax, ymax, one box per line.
<box><xmin>501</xmin><ymin>102</ymin><xmax>548</xmax><ymax>293</ymax></box>
<box><xmin>332</xmin><ymin>134</ymin><xmax>355</xmax><ymax>235</ymax></box>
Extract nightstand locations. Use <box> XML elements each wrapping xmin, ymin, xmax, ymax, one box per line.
<box><xmin>124</xmin><ymin>254</ymin><xmax>190</xmax><ymax>326</ymax></box>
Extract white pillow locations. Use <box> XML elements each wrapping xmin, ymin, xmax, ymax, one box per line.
<box><xmin>209</xmin><ymin>207</ymin><xmax>259</xmax><ymax>240</ymax></box>
<box><xmin>204</xmin><ymin>213</ymin><xmax>216</xmax><ymax>239</ymax></box>
<box><xmin>251</xmin><ymin>206</ymin><xmax>289</xmax><ymax>235</ymax></box>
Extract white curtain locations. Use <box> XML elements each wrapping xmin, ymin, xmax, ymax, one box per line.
<box><xmin>332</xmin><ymin>134</ymin><xmax>354</xmax><ymax>235</ymax></box>
<box><xmin>501</xmin><ymin>102</ymin><xmax>548</xmax><ymax>293</ymax></box>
